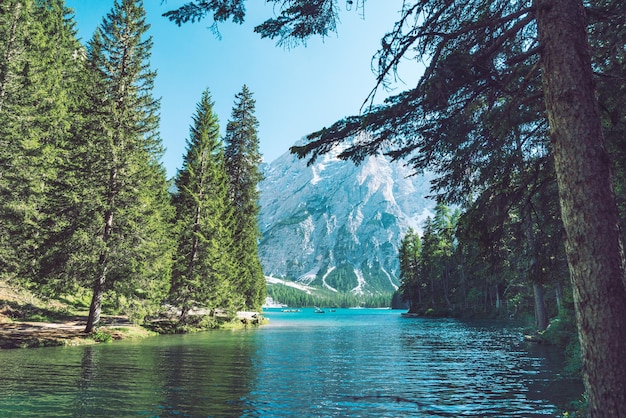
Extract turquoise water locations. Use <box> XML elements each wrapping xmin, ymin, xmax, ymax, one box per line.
<box><xmin>0</xmin><ymin>308</ymin><xmax>582</xmax><ymax>416</ymax></box>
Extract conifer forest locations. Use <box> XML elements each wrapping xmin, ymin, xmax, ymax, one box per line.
<box><xmin>0</xmin><ymin>0</ymin><xmax>265</xmax><ymax>332</ymax></box>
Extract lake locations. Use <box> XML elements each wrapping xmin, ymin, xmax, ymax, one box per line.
<box><xmin>0</xmin><ymin>308</ymin><xmax>582</xmax><ymax>417</ymax></box>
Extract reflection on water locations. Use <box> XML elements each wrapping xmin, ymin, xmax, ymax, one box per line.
<box><xmin>0</xmin><ymin>309</ymin><xmax>582</xmax><ymax>416</ymax></box>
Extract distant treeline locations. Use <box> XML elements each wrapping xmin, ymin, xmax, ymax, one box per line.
<box><xmin>266</xmin><ymin>285</ymin><xmax>395</xmax><ymax>309</ymax></box>
<box><xmin>0</xmin><ymin>0</ymin><xmax>265</xmax><ymax>331</ymax></box>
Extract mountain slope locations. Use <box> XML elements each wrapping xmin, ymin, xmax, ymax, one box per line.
<box><xmin>258</xmin><ymin>141</ymin><xmax>435</xmax><ymax>295</ymax></box>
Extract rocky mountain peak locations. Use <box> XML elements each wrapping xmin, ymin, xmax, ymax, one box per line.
<box><xmin>258</xmin><ymin>139</ymin><xmax>435</xmax><ymax>295</ymax></box>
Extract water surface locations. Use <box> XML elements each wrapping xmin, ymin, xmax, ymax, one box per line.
<box><xmin>0</xmin><ymin>308</ymin><xmax>582</xmax><ymax>416</ymax></box>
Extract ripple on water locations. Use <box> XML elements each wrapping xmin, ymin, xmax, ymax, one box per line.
<box><xmin>0</xmin><ymin>309</ymin><xmax>582</xmax><ymax>416</ymax></box>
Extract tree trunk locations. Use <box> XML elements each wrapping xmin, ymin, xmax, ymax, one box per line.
<box><xmin>416</xmin><ymin>278</ymin><xmax>422</xmax><ymax>306</ymax></box>
<box><xmin>522</xmin><ymin>210</ymin><xmax>548</xmax><ymax>331</ymax></box>
<box><xmin>85</xmin><ymin>168</ymin><xmax>116</xmax><ymax>333</ymax></box>
<box><xmin>0</xmin><ymin>3</ymin><xmax>22</xmax><ymax>113</ymax></box>
<box><xmin>555</xmin><ymin>281</ymin><xmax>563</xmax><ymax>312</ymax></box>
<box><xmin>179</xmin><ymin>305</ymin><xmax>189</xmax><ymax>324</ymax></box>
<box><xmin>186</xmin><ymin>204</ymin><xmax>201</xmax><ymax>277</ymax></box>
<box><xmin>178</xmin><ymin>153</ymin><xmax>205</xmax><ymax>325</ymax></box>
<box><xmin>535</xmin><ymin>0</ymin><xmax>626</xmax><ymax>414</ymax></box>
<box><xmin>429</xmin><ymin>269</ymin><xmax>435</xmax><ymax>307</ymax></box>
<box><xmin>442</xmin><ymin>263</ymin><xmax>452</xmax><ymax>310</ymax></box>
<box><xmin>533</xmin><ymin>282</ymin><xmax>549</xmax><ymax>331</ymax></box>
<box><xmin>85</xmin><ymin>271</ymin><xmax>105</xmax><ymax>333</ymax></box>
<box><xmin>459</xmin><ymin>263</ymin><xmax>468</xmax><ymax>309</ymax></box>
<box><xmin>495</xmin><ymin>284</ymin><xmax>501</xmax><ymax>311</ymax></box>
<box><xmin>84</xmin><ymin>209</ymin><xmax>112</xmax><ymax>333</ymax></box>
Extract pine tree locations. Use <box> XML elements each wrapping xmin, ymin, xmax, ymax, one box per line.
<box><xmin>398</xmin><ymin>228</ymin><xmax>421</xmax><ymax>312</ymax></box>
<box><xmin>0</xmin><ymin>0</ymin><xmax>84</xmax><ymax>285</ymax></box>
<box><xmin>80</xmin><ymin>0</ymin><xmax>173</xmax><ymax>332</ymax></box>
<box><xmin>32</xmin><ymin>1</ymin><xmax>92</xmax><ymax>291</ymax></box>
<box><xmin>0</xmin><ymin>0</ymin><xmax>38</xmax><ymax>279</ymax></box>
<box><xmin>170</xmin><ymin>89</ymin><xmax>236</xmax><ymax>323</ymax></box>
<box><xmin>223</xmin><ymin>85</ymin><xmax>265</xmax><ymax>310</ymax></box>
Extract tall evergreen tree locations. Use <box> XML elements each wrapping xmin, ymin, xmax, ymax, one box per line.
<box><xmin>80</xmin><ymin>0</ymin><xmax>173</xmax><ymax>332</ymax></box>
<box><xmin>398</xmin><ymin>228</ymin><xmax>421</xmax><ymax>311</ymax></box>
<box><xmin>223</xmin><ymin>85</ymin><xmax>265</xmax><ymax>310</ymax></box>
<box><xmin>32</xmin><ymin>0</ymin><xmax>91</xmax><ymax>290</ymax></box>
<box><xmin>170</xmin><ymin>89</ymin><xmax>237</xmax><ymax>323</ymax></box>
<box><xmin>0</xmin><ymin>0</ymin><xmax>84</xmax><ymax>285</ymax></box>
<box><xmin>0</xmin><ymin>0</ymin><xmax>40</xmax><ymax>279</ymax></box>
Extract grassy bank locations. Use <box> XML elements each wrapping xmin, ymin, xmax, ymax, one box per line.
<box><xmin>0</xmin><ymin>279</ymin><xmax>155</xmax><ymax>349</ymax></box>
<box><xmin>0</xmin><ymin>279</ymin><xmax>263</xmax><ymax>349</ymax></box>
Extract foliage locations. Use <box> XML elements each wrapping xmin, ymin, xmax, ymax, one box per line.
<box><xmin>164</xmin><ymin>0</ymin><xmax>341</xmax><ymax>47</ymax></box>
<box><xmin>90</xmin><ymin>329</ymin><xmax>113</xmax><ymax>343</ymax></box>
<box><xmin>398</xmin><ymin>227</ymin><xmax>421</xmax><ymax>309</ymax></box>
<box><xmin>0</xmin><ymin>1</ymin><xmax>269</xmax><ymax>334</ymax></box>
<box><xmin>397</xmin><ymin>201</ymin><xmax>573</xmax><ymax>326</ymax></box>
<box><xmin>541</xmin><ymin>302</ymin><xmax>582</xmax><ymax>377</ymax></box>
<box><xmin>398</xmin><ymin>204</ymin><xmax>464</xmax><ymax>316</ymax></box>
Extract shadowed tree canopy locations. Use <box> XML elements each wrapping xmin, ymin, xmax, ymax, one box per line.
<box><xmin>165</xmin><ymin>0</ymin><xmax>626</xmax><ymax>414</ymax></box>
<box><xmin>164</xmin><ymin>0</ymin><xmax>341</xmax><ymax>45</ymax></box>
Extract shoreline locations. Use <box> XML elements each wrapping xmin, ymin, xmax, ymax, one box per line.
<box><xmin>0</xmin><ymin>312</ymin><xmax>266</xmax><ymax>350</ymax></box>
<box><xmin>1</xmin><ymin>280</ymin><xmax>264</xmax><ymax>350</ymax></box>
<box><xmin>0</xmin><ymin>314</ymin><xmax>153</xmax><ymax>349</ymax></box>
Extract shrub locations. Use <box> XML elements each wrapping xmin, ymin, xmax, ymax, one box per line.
<box><xmin>91</xmin><ymin>329</ymin><xmax>113</xmax><ymax>343</ymax></box>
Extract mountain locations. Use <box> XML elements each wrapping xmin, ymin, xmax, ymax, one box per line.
<box><xmin>258</xmin><ymin>140</ymin><xmax>436</xmax><ymax>295</ymax></box>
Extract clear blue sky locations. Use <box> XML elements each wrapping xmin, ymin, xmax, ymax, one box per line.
<box><xmin>65</xmin><ymin>0</ymin><xmax>421</xmax><ymax>177</ymax></box>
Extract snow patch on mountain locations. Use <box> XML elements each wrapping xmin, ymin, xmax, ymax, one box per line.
<box><xmin>353</xmin><ymin>269</ymin><xmax>366</xmax><ymax>295</ymax></box>
<box><xmin>322</xmin><ymin>266</ymin><xmax>338</xmax><ymax>292</ymax></box>
<box><xmin>266</xmin><ymin>276</ymin><xmax>316</xmax><ymax>294</ymax></box>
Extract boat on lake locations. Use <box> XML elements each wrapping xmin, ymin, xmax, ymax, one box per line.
<box><xmin>314</xmin><ymin>307</ymin><xmax>325</xmax><ymax>313</ymax></box>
